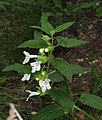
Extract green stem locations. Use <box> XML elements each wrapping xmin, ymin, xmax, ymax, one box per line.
<box><xmin>47</xmin><ymin>35</ymin><xmax>54</xmax><ymax>72</ymax></box>
<box><xmin>74</xmin><ymin>105</ymin><xmax>95</xmax><ymax>120</ymax></box>
<box><xmin>47</xmin><ymin>54</ymin><xmax>51</xmax><ymax>72</ymax></box>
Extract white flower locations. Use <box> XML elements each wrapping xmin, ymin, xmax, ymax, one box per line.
<box><xmin>21</xmin><ymin>74</ymin><xmax>31</xmax><ymax>81</ymax></box>
<box><xmin>39</xmin><ymin>78</ymin><xmax>51</xmax><ymax>93</ymax></box>
<box><xmin>30</xmin><ymin>61</ymin><xmax>42</xmax><ymax>73</ymax></box>
<box><xmin>23</xmin><ymin>51</ymin><xmax>38</xmax><ymax>64</ymax></box>
<box><xmin>26</xmin><ymin>90</ymin><xmax>40</xmax><ymax>101</ymax></box>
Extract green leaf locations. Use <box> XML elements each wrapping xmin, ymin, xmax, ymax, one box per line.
<box><xmin>96</xmin><ymin>7</ymin><xmax>102</xmax><ymax>17</ymax></box>
<box><xmin>56</xmin><ymin>36</ymin><xmax>88</xmax><ymax>48</ymax></box>
<box><xmin>41</xmin><ymin>12</ymin><xmax>54</xmax><ymax>35</ymax></box>
<box><xmin>2</xmin><ymin>63</ymin><xmax>31</xmax><ymax>74</ymax></box>
<box><xmin>79</xmin><ymin>93</ymin><xmax>102</xmax><ymax>110</ymax></box>
<box><xmin>70</xmin><ymin>64</ymin><xmax>86</xmax><ymax>74</ymax></box>
<box><xmin>48</xmin><ymin>89</ymin><xmax>74</xmax><ymax>113</ymax></box>
<box><xmin>80</xmin><ymin>2</ymin><xmax>92</xmax><ymax>9</ymax></box>
<box><xmin>30</xmin><ymin>26</ymin><xmax>42</xmax><ymax>30</ymax></box>
<box><xmin>32</xmin><ymin>104</ymin><xmax>64</xmax><ymax>120</ymax></box>
<box><xmin>49</xmin><ymin>70</ymin><xmax>64</xmax><ymax>82</ymax></box>
<box><xmin>51</xmin><ymin>58</ymin><xmax>73</xmax><ymax>81</ymax></box>
<box><xmin>51</xmin><ymin>58</ymin><xmax>86</xmax><ymax>81</ymax></box>
<box><xmin>54</xmin><ymin>22</ymin><xmax>74</xmax><ymax>33</ymax></box>
<box><xmin>17</xmin><ymin>40</ymin><xmax>48</xmax><ymax>48</ymax></box>
<box><xmin>34</xmin><ymin>31</ymin><xmax>42</xmax><ymax>40</ymax></box>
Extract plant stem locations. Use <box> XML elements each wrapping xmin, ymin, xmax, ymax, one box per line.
<box><xmin>74</xmin><ymin>105</ymin><xmax>95</xmax><ymax>120</ymax></box>
<box><xmin>47</xmin><ymin>35</ymin><xmax>54</xmax><ymax>72</ymax></box>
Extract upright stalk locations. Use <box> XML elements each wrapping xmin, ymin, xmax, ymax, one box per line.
<box><xmin>47</xmin><ymin>35</ymin><xmax>54</xmax><ymax>72</ymax></box>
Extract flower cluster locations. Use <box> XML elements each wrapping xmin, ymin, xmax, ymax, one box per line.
<box><xmin>21</xmin><ymin>50</ymin><xmax>51</xmax><ymax>101</ymax></box>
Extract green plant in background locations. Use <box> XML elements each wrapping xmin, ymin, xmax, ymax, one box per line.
<box><xmin>91</xmin><ymin>65</ymin><xmax>102</xmax><ymax>95</ymax></box>
<box><xmin>87</xmin><ymin>52</ymin><xmax>102</xmax><ymax>95</ymax></box>
<box><xmin>3</xmin><ymin>12</ymin><xmax>102</xmax><ymax>120</ymax></box>
<box><xmin>64</xmin><ymin>1</ymin><xmax>100</xmax><ymax>18</ymax></box>
<box><xmin>96</xmin><ymin>6</ymin><xmax>102</xmax><ymax>17</ymax></box>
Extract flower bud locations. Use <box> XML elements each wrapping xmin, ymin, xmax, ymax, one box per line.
<box><xmin>35</xmin><ymin>78</ymin><xmax>39</xmax><ymax>81</ymax></box>
<box><xmin>44</xmin><ymin>48</ymin><xmax>49</xmax><ymax>52</ymax></box>
<box><xmin>41</xmin><ymin>71</ymin><xmax>46</xmax><ymax>76</ymax></box>
<box><xmin>42</xmin><ymin>35</ymin><xmax>51</xmax><ymax>41</ymax></box>
<box><xmin>39</xmin><ymin>48</ymin><xmax>44</xmax><ymax>53</ymax></box>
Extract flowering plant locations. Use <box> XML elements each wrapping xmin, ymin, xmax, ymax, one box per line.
<box><xmin>3</xmin><ymin>13</ymin><xmax>102</xmax><ymax>120</ymax></box>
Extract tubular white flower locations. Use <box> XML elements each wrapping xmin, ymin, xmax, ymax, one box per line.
<box><xmin>39</xmin><ymin>78</ymin><xmax>51</xmax><ymax>93</ymax></box>
<box><xmin>21</xmin><ymin>74</ymin><xmax>31</xmax><ymax>81</ymax></box>
<box><xmin>30</xmin><ymin>61</ymin><xmax>42</xmax><ymax>73</ymax></box>
<box><xmin>26</xmin><ymin>90</ymin><xmax>40</xmax><ymax>101</ymax></box>
<box><xmin>23</xmin><ymin>51</ymin><xmax>38</xmax><ymax>64</ymax></box>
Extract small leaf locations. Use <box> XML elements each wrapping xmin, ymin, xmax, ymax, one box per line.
<box><xmin>17</xmin><ymin>40</ymin><xmax>48</xmax><ymax>48</ymax></box>
<box><xmin>54</xmin><ymin>22</ymin><xmax>75</xmax><ymax>33</ymax></box>
<box><xmin>48</xmin><ymin>89</ymin><xmax>74</xmax><ymax>113</ymax></box>
<box><xmin>41</xmin><ymin>12</ymin><xmax>54</xmax><ymax>35</ymax></box>
<box><xmin>49</xmin><ymin>70</ymin><xmax>64</xmax><ymax>82</ymax></box>
<box><xmin>3</xmin><ymin>63</ymin><xmax>31</xmax><ymax>74</ymax></box>
<box><xmin>30</xmin><ymin>26</ymin><xmax>42</xmax><ymax>30</ymax></box>
<box><xmin>51</xmin><ymin>58</ymin><xmax>73</xmax><ymax>81</ymax></box>
<box><xmin>96</xmin><ymin>7</ymin><xmax>102</xmax><ymax>17</ymax></box>
<box><xmin>32</xmin><ymin>104</ymin><xmax>64</xmax><ymax>120</ymax></box>
<box><xmin>79</xmin><ymin>93</ymin><xmax>102</xmax><ymax>110</ymax></box>
<box><xmin>56</xmin><ymin>36</ymin><xmax>88</xmax><ymax>48</ymax></box>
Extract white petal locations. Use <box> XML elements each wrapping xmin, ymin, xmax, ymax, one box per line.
<box><xmin>23</xmin><ymin>51</ymin><xmax>30</xmax><ymax>57</ymax></box>
<box><xmin>26</xmin><ymin>91</ymin><xmax>40</xmax><ymax>101</ymax></box>
<box><xmin>30</xmin><ymin>62</ymin><xmax>35</xmax><ymax>67</ymax></box>
<box><xmin>21</xmin><ymin>74</ymin><xmax>30</xmax><ymax>81</ymax></box>
<box><xmin>30</xmin><ymin>55</ymin><xmax>38</xmax><ymax>58</ymax></box>
<box><xmin>23</xmin><ymin>57</ymin><xmax>30</xmax><ymax>64</ymax></box>
<box><xmin>26</xmin><ymin>90</ymin><xmax>32</xmax><ymax>93</ymax></box>
<box><xmin>41</xmin><ymin>86</ymin><xmax>46</xmax><ymax>93</ymax></box>
<box><xmin>46</xmin><ymin>83</ymin><xmax>51</xmax><ymax>90</ymax></box>
<box><xmin>45</xmin><ymin>78</ymin><xmax>51</xmax><ymax>83</ymax></box>
<box><xmin>21</xmin><ymin>74</ymin><xmax>27</xmax><ymax>81</ymax></box>
<box><xmin>36</xmin><ymin>61</ymin><xmax>42</xmax><ymax>71</ymax></box>
<box><xmin>31</xmin><ymin>67</ymin><xmax>36</xmax><ymax>73</ymax></box>
<box><xmin>36</xmin><ymin>64</ymin><xmax>41</xmax><ymax>71</ymax></box>
<box><xmin>26</xmin><ymin>74</ymin><xmax>31</xmax><ymax>81</ymax></box>
<box><xmin>39</xmin><ymin>81</ymin><xmax>45</xmax><ymax>87</ymax></box>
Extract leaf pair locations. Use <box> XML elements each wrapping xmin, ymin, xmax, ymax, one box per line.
<box><xmin>31</xmin><ymin>12</ymin><xmax>75</xmax><ymax>36</ymax></box>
